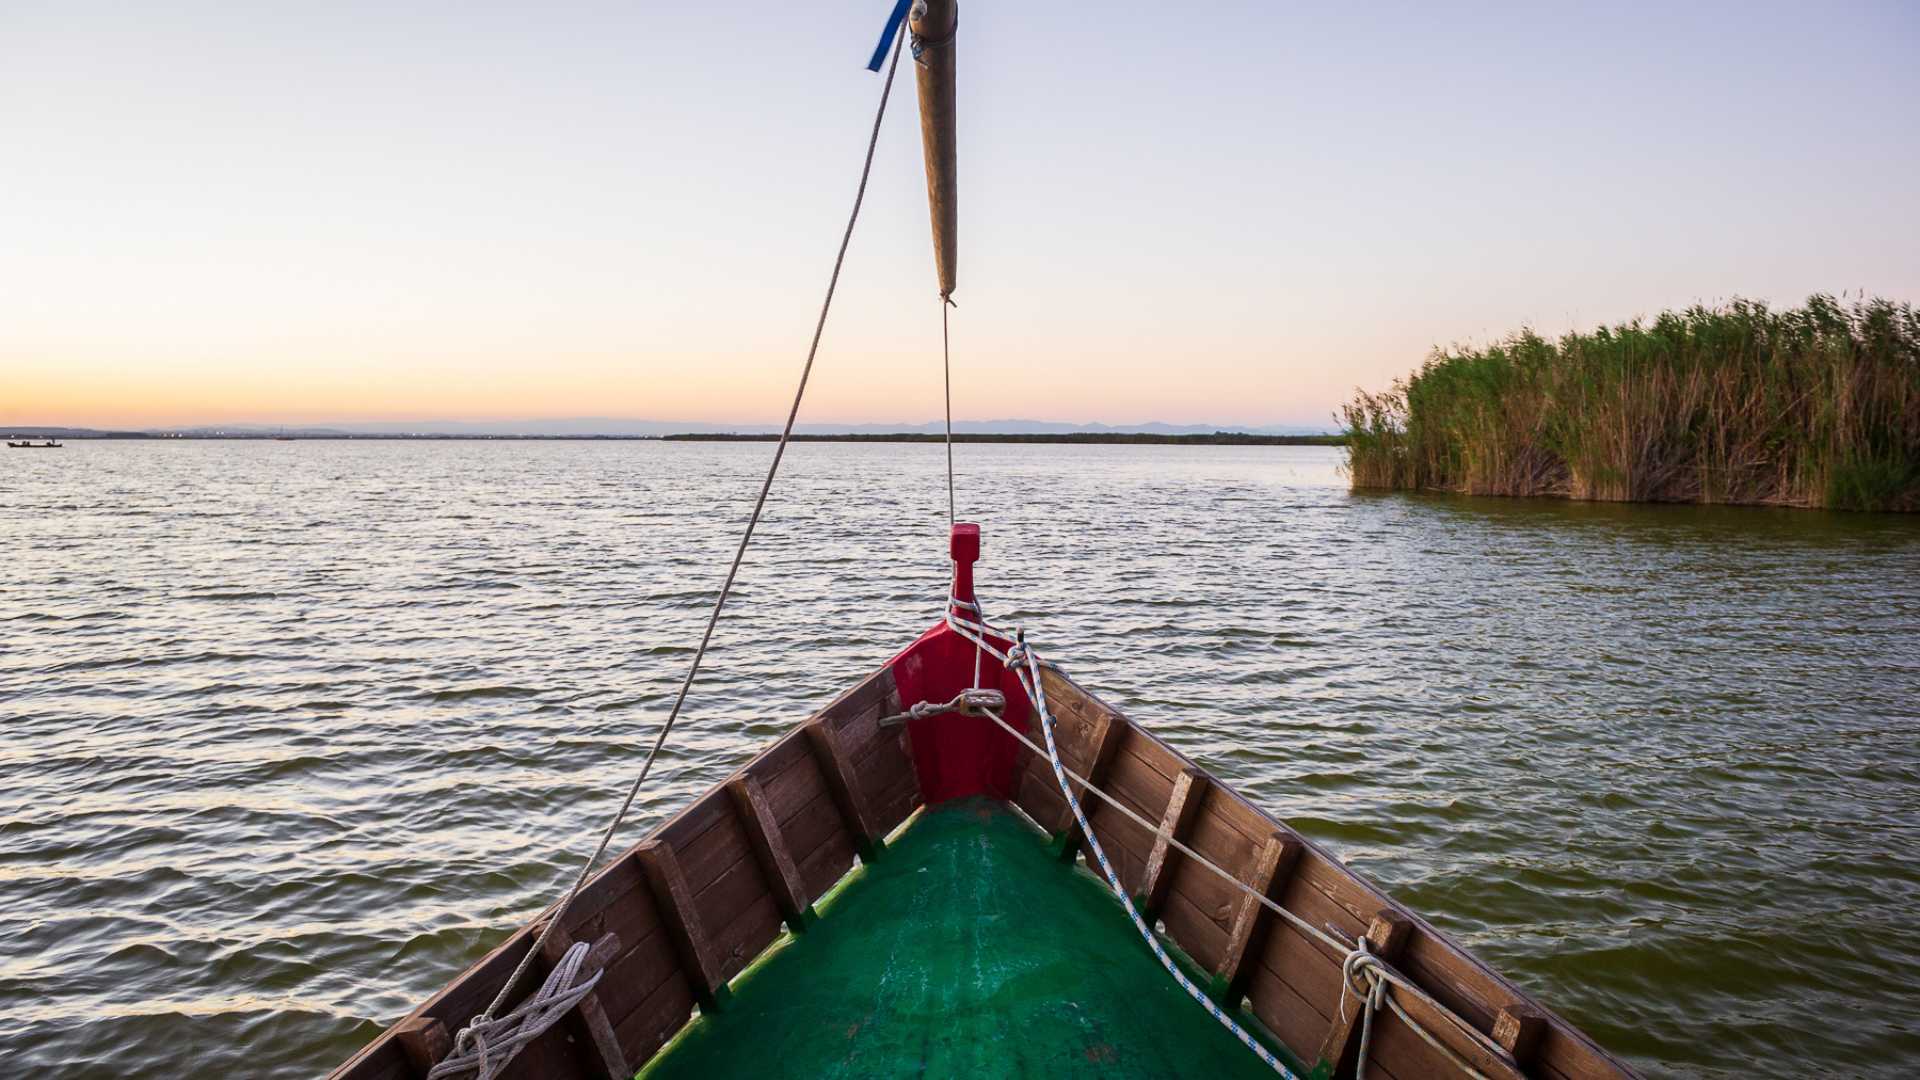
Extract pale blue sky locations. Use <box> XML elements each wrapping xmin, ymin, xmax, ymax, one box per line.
<box><xmin>3</xmin><ymin>1</ymin><xmax>1915</xmax><ymax>428</ymax></box>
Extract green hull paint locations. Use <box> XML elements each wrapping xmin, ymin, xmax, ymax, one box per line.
<box><xmin>640</xmin><ymin>799</ymin><xmax>1294</xmax><ymax>1079</ymax></box>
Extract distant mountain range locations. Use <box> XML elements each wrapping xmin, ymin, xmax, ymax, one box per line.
<box><xmin>9</xmin><ymin>418</ymin><xmax>1336</xmax><ymax>439</ymax></box>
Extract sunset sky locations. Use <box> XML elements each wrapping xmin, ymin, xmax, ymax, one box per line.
<box><xmin>4</xmin><ymin>1</ymin><xmax>1916</xmax><ymax>430</ymax></box>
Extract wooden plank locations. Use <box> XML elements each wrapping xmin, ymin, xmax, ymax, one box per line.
<box><xmin>590</xmin><ymin>927</ymin><xmax>679</xmax><ymax>1030</ymax></box>
<box><xmin>1256</xmin><ymin>919</ymin><xmax>1346</xmax><ymax>1020</ymax></box>
<box><xmin>1102</xmin><ymin>736</ymin><xmax>1178</xmax><ymax>823</ymax></box>
<box><xmin>780</xmin><ymin>790</ymin><xmax>844</xmax><ymax>871</ymax></box>
<box><xmin>537</xmin><ymin>929</ymin><xmax>629</xmax><ymax>1080</ymax></box>
<box><xmin>1140</xmin><ymin>766</ymin><xmax>1206</xmax><ymax>918</ymax></box>
<box><xmin>1495</xmin><ymin>1003</ymin><xmax>1548</xmax><ymax>1065</ymax></box>
<box><xmin>655</xmin><ymin>791</ymin><xmax>744</xmax><ymax>898</ymax></box>
<box><xmin>1014</xmin><ymin>668</ymin><xmax>1644</xmax><ymax>1080</ymax></box>
<box><xmin>636</xmin><ymin>840</ymin><xmax>728</xmax><ymax>1012</ymax></box>
<box><xmin>1159</xmin><ymin>883</ymin><xmax>1234</xmax><ymax>972</ymax></box>
<box><xmin>1213</xmin><ymin>832</ymin><xmax>1302</xmax><ymax>1006</ymax></box>
<box><xmin>866</xmin><ymin>755</ymin><xmax>921</xmax><ymax>837</ymax></box>
<box><xmin>711</xmin><ymin>893</ymin><xmax>785</xmax><ymax>983</ymax></box>
<box><xmin>1371</xmin><ymin>986</ymin><xmax>1529</xmax><ymax>1080</ymax></box>
<box><xmin>830</xmin><ymin>697</ymin><xmax>889</xmax><ymax>765</ymax></box>
<box><xmin>1050</xmin><ymin>703</ymin><xmax>1124</xmax><ymax>859</ymax></box>
<box><xmin>1244</xmin><ymin>962</ymin><xmax>1330</xmax><ymax>1064</ymax></box>
<box><xmin>561</xmin><ymin>849</ymin><xmax>656</xmax><ymax>945</ymax></box>
<box><xmin>1158</xmin><ymin>800</ymin><xmax>1274</xmax><ymax>969</ymax></box>
<box><xmin>1536</xmin><ymin>1022</ymin><xmax>1630</xmax><ymax>1080</ymax></box>
<box><xmin>612</xmin><ymin>972</ymin><xmax>696</xmax><ymax>1068</ymax></box>
<box><xmin>1279</xmin><ymin>864</ymin><xmax>1371</xmax><ymax>967</ymax></box>
<box><xmin>1013</xmin><ymin>754</ymin><xmax>1068</xmax><ymax>832</ymax></box>
<box><xmin>1396</xmin><ymin>934</ymin><xmax>1513</xmax><ymax>1036</ymax></box>
<box><xmin>1087</xmin><ymin>812</ymin><xmax>1151</xmax><ymax>894</ymax></box>
<box><xmin>332</xmin><ymin>671</ymin><xmax>905</xmax><ymax>1080</ymax></box>
<box><xmin>747</xmin><ymin>731</ymin><xmax>820</xmax><ymax>821</ymax></box>
<box><xmin>728</xmin><ymin>774</ymin><xmax>814</xmax><ymax>931</ymax></box>
<box><xmin>1316</xmin><ymin>910</ymin><xmax>1413</xmax><ymax>1078</ymax></box>
<box><xmin>693</xmin><ymin>855</ymin><xmax>784</xmax><ymax>978</ymax></box>
<box><xmin>392</xmin><ymin>1016</ymin><xmax>449</xmax><ymax>1077</ymax></box>
<box><xmin>329</xmin><ymin>922</ymin><xmax>541</xmax><ymax>1080</ymax></box>
<box><xmin>795</xmin><ymin>826</ymin><xmax>858</xmax><ymax>902</ymax></box>
<box><xmin>814</xmin><ymin>667</ymin><xmax>895</xmax><ymax>728</ymax></box>
<box><xmin>850</xmin><ymin>718</ymin><xmax>919</xmax><ymax>836</ymax></box>
<box><xmin>494</xmin><ymin>1021</ymin><xmax>592</xmax><ymax>1080</ymax></box>
<box><xmin>805</xmin><ymin>716</ymin><xmax>881</xmax><ymax>858</ymax></box>
<box><xmin>1078</xmin><ymin>735</ymin><xmax>1168</xmax><ymax>895</ymax></box>
<box><xmin>334</xmin><ymin>1050</ymin><xmax>410</xmax><ymax>1080</ymax></box>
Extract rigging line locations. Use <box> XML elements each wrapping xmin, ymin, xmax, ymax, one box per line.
<box><xmin>460</xmin><ymin>23</ymin><xmax>912</xmax><ymax>1038</ymax></box>
<box><xmin>942</xmin><ymin>298</ymin><xmax>955</xmax><ymax>527</ymax></box>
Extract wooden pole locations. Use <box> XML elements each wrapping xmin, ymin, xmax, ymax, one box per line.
<box><xmin>910</xmin><ymin>0</ymin><xmax>958</xmax><ymax>299</ymax></box>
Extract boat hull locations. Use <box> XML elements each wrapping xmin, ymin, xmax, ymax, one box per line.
<box><xmin>329</xmin><ymin>650</ymin><xmax>1638</xmax><ymax>1080</ymax></box>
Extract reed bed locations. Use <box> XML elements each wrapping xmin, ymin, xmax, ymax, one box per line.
<box><xmin>1342</xmin><ymin>295</ymin><xmax>1920</xmax><ymax>511</ymax></box>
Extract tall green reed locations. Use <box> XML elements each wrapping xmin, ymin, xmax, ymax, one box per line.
<box><xmin>1341</xmin><ymin>295</ymin><xmax>1920</xmax><ymax>510</ymax></box>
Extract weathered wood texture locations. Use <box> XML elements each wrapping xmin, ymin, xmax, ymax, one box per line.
<box><xmin>1011</xmin><ymin>667</ymin><xmax>1639</xmax><ymax>1080</ymax></box>
<box><xmin>329</xmin><ymin>667</ymin><xmax>915</xmax><ymax>1080</ymax></box>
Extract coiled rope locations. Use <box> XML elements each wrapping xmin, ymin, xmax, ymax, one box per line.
<box><xmin>425</xmin><ymin>941</ymin><xmax>602</xmax><ymax>1080</ymax></box>
<box><xmin>937</xmin><ymin>597</ymin><xmax>1499</xmax><ymax>1080</ymax></box>
<box><xmin>431</xmin><ymin>24</ymin><xmax>913</xmax><ymax>1076</ymax></box>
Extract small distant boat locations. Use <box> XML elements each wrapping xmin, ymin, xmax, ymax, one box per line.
<box><xmin>7</xmin><ymin>439</ymin><xmax>62</xmax><ymax>448</ymax></box>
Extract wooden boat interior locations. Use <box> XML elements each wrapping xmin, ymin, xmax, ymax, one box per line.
<box><xmin>332</xmin><ymin>527</ymin><xmax>1638</xmax><ymax>1080</ymax></box>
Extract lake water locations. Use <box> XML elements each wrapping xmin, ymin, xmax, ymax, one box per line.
<box><xmin>3</xmin><ymin>441</ymin><xmax>1917</xmax><ymax>1078</ymax></box>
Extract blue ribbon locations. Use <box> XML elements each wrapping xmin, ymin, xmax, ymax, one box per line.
<box><xmin>866</xmin><ymin>0</ymin><xmax>912</xmax><ymax>71</ymax></box>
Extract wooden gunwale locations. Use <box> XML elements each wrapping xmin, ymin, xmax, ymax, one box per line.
<box><xmin>1012</xmin><ymin>665</ymin><xmax>1639</xmax><ymax>1080</ymax></box>
<box><xmin>329</xmin><ymin>668</ymin><xmax>913</xmax><ymax>1080</ymax></box>
<box><xmin>332</xmin><ymin>659</ymin><xmax>1636</xmax><ymax>1080</ymax></box>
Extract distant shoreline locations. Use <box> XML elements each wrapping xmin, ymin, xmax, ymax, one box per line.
<box><xmin>661</xmin><ymin>432</ymin><xmax>1344</xmax><ymax>446</ymax></box>
<box><xmin>9</xmin><ymin>431</ymin><xmax>1346</xmax><ymax>447</ymax></box>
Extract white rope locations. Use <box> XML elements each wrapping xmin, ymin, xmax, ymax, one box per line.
<box><xmin>425</xmin><ymin>941</ymin><xmax>601</xmax><ymax>1080</ymax></box>
<box><xmin>941</xmin><ymin>298</ymin><xmax>956</xmax><ymax>527</ymax></box>
<box><xmin>430</xmin><ymin>26</ymin><xmax>914</xmax><ymax>1077</ymax></box>
<box><xmin>938</xmin><ymin>597</ymin><xmax>1499</xmax><ymax>1080</ymax></box>
<box><xmin>999</xmin><ymin>629</ymin><xmax>1295</xmax><ymax>1075</ymax></box>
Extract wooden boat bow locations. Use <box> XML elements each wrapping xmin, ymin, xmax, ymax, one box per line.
<box><xmin>331</xmin><ymin>525</ymin><xmax>1641</xmax><ymax>1080</ymax></box>
<box><xmin>326</xmin><ymin>9</ymin><xmax>1639</xmax><ymax>1077</ymax></box>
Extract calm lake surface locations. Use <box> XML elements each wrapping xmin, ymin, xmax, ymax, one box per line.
<box><xmin>3</xmin><ymin>441</ymin><xmax>1918</xmax><ymax>1078</ymax></box>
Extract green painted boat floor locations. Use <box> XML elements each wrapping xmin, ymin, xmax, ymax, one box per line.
<box><xmin>638</xmin><ymin>798</ymin><xmax>1284</xmax><ymax>1079</ymax></box>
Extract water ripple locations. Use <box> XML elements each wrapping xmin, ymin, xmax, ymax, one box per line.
<box><xmin>2</xmin><ymin>441</ymin><xmax>1917</xmax><ymax>1078</ymax></box>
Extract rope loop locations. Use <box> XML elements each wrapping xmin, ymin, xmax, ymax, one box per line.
<box><xmin>909</xmin><ymin>1</ymin><xmax>957</xmax><ymax>64</ymax></box>
<box><xmin>427</xmin><ymin>941</ymin><xmax>604</xmax><ymax>1080</ymax></box>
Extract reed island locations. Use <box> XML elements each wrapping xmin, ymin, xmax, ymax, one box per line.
<box><xmin>1343</xmin><ymin>295</ymin><xmax>1920</xmax><ymax>511</ymax></box>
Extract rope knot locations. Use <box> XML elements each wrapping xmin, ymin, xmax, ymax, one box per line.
<box><xmin>429</xmin><ymin>940</ymin><xmax>604</xmax><ymax>1080</ymax></box>
<box><xmin>1003</xmin><ymin>636</ymin><xmax>1031</xmax><ymax>671</ymax></box>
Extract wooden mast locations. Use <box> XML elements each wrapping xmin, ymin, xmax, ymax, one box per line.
<box><xmin>909</xmin><ymin>0</ymin><xmax>958</xmax><ymax>300</ymax></box>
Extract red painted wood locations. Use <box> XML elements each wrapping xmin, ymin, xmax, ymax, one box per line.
<box><xmin>888</xmin><ymin>524</ymin><xmax>1032</xmax><ymax>803</ymax></box>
